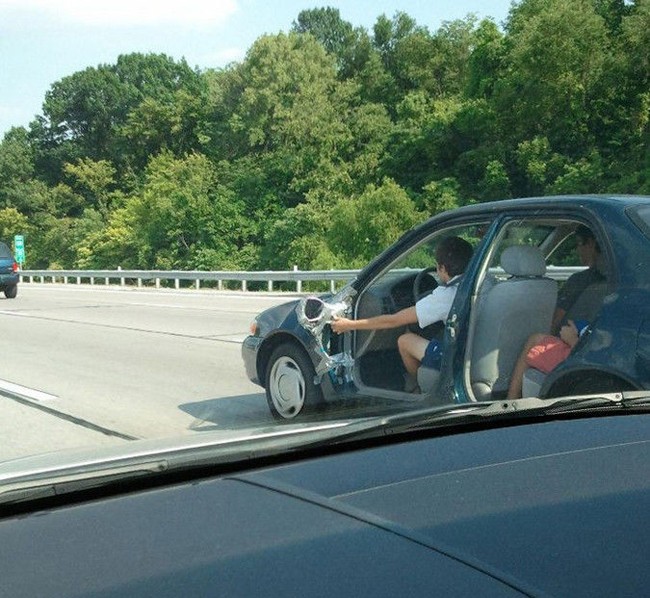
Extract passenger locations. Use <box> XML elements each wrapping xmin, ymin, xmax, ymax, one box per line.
<box><xmin>506</xmin><ymin>320</ymin><xmax>589</xmax><ymax>399</ymax></box>
<box><xmin>551</xmin><ymin>225</ymin><xmax>604</xmax><ymax>333</ymax></box>
<box><xmin>506</xmin><ymin>225</ymin><xmax>603</xmax><ymax>399</ymax></box>
<box><xmin>331</xmin><ymin>236</ymin><xmax>473</xmax><ymax>390</ymax></box>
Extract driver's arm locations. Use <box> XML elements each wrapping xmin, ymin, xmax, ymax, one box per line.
<box><xmin>331</xmin><ymin>306</ymin><xmax>417</xmax><ymax>333</ymax></box>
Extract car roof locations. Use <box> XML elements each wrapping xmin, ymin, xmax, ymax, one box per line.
<box><xmin>355</xmin><ymin>194</ymin><xmax>649</xmax><ymax>288</ymax></box>
<box><xmin>444</xmin><ymin>194</ymin><xmax>649</xmax><ymax>218</ymax></box>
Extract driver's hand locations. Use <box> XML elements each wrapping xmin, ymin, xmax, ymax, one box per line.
<box><xmin>331</xmin><ymin>315</ymin><xmax>353</xmax><ymax>334</ymax></box>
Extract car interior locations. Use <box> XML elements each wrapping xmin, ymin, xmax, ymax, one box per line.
<box><xmin>346</xmin><ymin>217</ymin><xmax>611</xmax><ymax>402</ymax></box>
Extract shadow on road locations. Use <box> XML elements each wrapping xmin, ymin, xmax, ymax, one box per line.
<box><xmin>180</xmin><ymin>393</ymin><xmax>275</xmax><ymax>431</ymax></box>
<box><xmin>180</xmin><ymin>393</ymin><xmax>409</xmax><ymax>432</ymax></box>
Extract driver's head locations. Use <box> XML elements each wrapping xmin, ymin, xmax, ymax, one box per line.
<box><xmin>575</xmin><ymin>225</ymin><xmax>600</xmax><ymax>267</ymax></box>
<box><xmin>436</xmin><ymin>236</ymin><xmax>473</xmax><ymax>277</ymax></box>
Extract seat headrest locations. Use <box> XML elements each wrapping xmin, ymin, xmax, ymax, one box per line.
<box><xmin>501</xmin><ymin>245</ymin><xmax>546</xmax><ymax>277</ymax></box>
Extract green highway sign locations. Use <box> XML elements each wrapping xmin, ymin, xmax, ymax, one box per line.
<box><xmin>14</xmin><ymin>235</ymin><xmax>25</xmax><ymax>264</ymax></box>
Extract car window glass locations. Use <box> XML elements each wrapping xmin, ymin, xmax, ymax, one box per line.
<box><xmin>627</xmin><ymin>204</ymin><xmax>650</xmax><ymax>239</ymax></box>
<box><xmin>483</xmin><ymin>220</ymin><xmax>556</xmax><ymax>279</ymax></box>
<box><xmin>0</xmin><ymin>242</ymin><xmax>12</xmax><ymax>259</ymax></box>
<box><xmin>389</xmin><ymin>222</ymin><xmax>488</xmax><ymax>273</ymax></box>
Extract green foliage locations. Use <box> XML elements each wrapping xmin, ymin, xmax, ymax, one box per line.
<box><xmin>0</xmin><ymin>1</ymin><xmax>648</xmax><ymax>271</ymax></box>
<box><xmin>328</xmin><ymin>179</ymin><xmax>424</xmax><ymax>267</ymax></box>
<box><xmin>499</xmin><ymin>0</ymin><xmax>611</xmax><ymax>154</ymax></box>
<box><xmin>64</xmin><ymin>158</ymin><xmax>121</xmax><ymax>218</ymax></box>
<box><xmin>292</xmin><ymin>7</ymin><xmax>356</xmax><ymax>69</ymax></box>
<box><xmin>0</xmin><ymin>207</ymin><xmax>30</xmax><ymax>243</ymax></box>
<box><xmin>262</xmin><ymin>197</ymin><xmax>336</xmax><ymax>270</ymax></box>
<box><xmin>420</xmin><ymin>178</ymin><xmax>463</xmax><ymax>215</ymax></box>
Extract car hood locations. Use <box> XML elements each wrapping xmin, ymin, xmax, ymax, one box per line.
<box><xmin>241</xmin><ymin>414</ymin><xmax>650</xmax><ymax>597</ymax></box>
<box><xmin>0</xmin><ymin>418</ymin><xmax>360</xmax><ymax>496</ymax></box>
<box><xmin>0</xmin><ymin>414</ymin><xmax>648</xmax><ymax>597</ymax></box>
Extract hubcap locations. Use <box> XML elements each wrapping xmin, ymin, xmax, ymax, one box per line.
<box><xmin>269</xmin><ymin>356</ymin><xmax>305</xmax><ymax>418</ymax></box>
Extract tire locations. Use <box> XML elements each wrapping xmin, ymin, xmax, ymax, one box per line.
<box><xmin>548</xmin><ymin>372</ymin><xmax>634</xmax><ymax>398</ymax></box>
<box><xmin>4</xmin><ymin>285</ymin><xmax>17</xmax><ymax>299</ymax></box>
<box><xmin>265</xmin><ymin>343</ymin><xmax>324</xmax><ymax>420</ymax></box>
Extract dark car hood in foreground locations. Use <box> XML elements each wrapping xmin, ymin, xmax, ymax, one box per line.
<box><xmin>0</xmin><ymin>414</ymin><xmax>648</xmax><ymax>597</ymax></box>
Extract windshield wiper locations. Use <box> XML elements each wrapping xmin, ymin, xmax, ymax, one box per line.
<box><xmin>390</xmin><ymin>391</ymin><xmax>650</xmax><ymax>432</ymax></box>
<box><xmin>302</xmin><ymin>392</ymin><xmax>650</xmax><ymax>447</ymax></box>
<box><xmin>539</xmin><ymin>391</ymin><xmax>650</xmax><ymax>414</ymax></box>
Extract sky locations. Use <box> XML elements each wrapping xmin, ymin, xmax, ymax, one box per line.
<box><xmin>0</xmin><ymin>0</ymin><xmax>515</xmax><ymax>138</ymax></box>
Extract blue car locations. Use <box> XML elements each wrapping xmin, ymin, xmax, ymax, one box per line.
<box><xmin>0</xmin><ymin>241</ymin><xmax>19</xmax><ymax>299</ymax></box>
<box><xmin>243</xmin><ymin>195</ymin><xmax>650</xmax><ymax>419</ymax></box>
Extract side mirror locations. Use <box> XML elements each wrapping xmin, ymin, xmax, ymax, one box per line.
<box><xmin>302</xmin><ymin>297</ymin><xmax>325</xmax><ymax>322</ymax></box>
<box><xmin>297</xmin><ymin>296</ymin><xmax>347</xmax><ymax>334</ymax></box>
<box><xmin>296</xmin><ymin>295</ymin><xmax>353</xmax><ymax>383</ymax></box>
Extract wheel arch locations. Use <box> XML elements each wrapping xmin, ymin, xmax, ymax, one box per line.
<box><xmin>257</xmin><ymin>331</ymin><xmax>313</xmax><ymax>388</ymax></box>
<box><xmin>544</xmin><ymin>367</ymin><xmax>639</xmax><ymax>398</ymax></box>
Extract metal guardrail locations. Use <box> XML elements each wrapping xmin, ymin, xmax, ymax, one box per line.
<box><xmin>19</xmin><ymin>267</ymin><xmax>361</xmax><ymax>293</ymax></box>
<box><xmin>18</xmin><ymin>265</ymin><xmax>583</xmax><ymax>293</ymax></box>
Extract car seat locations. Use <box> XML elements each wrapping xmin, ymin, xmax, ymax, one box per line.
<box><xmin>469</xmin><ymin>245</ymin><xmax>558</xmax><ymax>400</ymax></box>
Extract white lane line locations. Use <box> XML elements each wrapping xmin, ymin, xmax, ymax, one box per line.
<box><xmin>0</xmin><ymin>379</ymin><xmax>58</xmax><ymax>402</ymax></box>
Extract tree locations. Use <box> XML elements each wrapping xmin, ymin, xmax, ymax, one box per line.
<box><xmin>498</xmin><ymin>0</ymin><xmax>611</xmax><ymax>155</ymax></box>
<box><xmin>129</xmin><ymin>152</ymin><xmax>248</xmax><ymax>269</ymax></box>
<box><xmin>261</xmin><ymin>195</ymin><xmax>336</xmax><ymax>270</ymax></box>
<box><xmin>466</xmin><ymin>19</ymin><xmax>506</xmax><ymax>99</ymax></box>
<box><xmin>328</xmin><ymin>179</ymin><xmax>423</xmax><ymax>267</ymax></box>
<box><xmin>292</xmin><ymin>7</ymin><xmax>356</xmax><ymax>69</ymax></box>
<box><xmin>391</xmin><ymin>17</ymin><xmax>479</xmax><ymax>98</ymax></box>
<box><xmin>513</xmin><ymin>137</ymin><xmax>566</xmax><ymax>196</ymax></box>
<box><xmin>420</xmin><ymin>178</ymin><xmax>463</xmax><ymax>215</ymax></box>
<box><xmin>33</xmin><ymin>53</ymin><xmax>204</xmax><ymax>180</ymax></box>
<box><xmin>0</xmin><ymin>207</ymin><xmax>30</xmax><ymax>245</ymax></box>
<box><xmin>64</xmin><ymin>158</ymin><xmax>120</xmax><ymax>219</ymax></box>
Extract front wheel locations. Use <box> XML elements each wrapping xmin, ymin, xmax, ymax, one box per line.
<box><xmin>4</xmin><ymin>285</ymin><xmax>17</xmax><ymax>299</ymax></box>
<box><xmin>265</xmin><ymin>343</ymin><xmax>324</xmax><ymax>420</ymax></box>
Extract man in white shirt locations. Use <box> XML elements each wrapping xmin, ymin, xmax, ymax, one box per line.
<box><xmin>331</xmin><ymin>236</ymin><xmax>473</xmax><ymax>381</ymax></box>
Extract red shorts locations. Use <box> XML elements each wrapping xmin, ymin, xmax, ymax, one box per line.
<box><xmin>525</xmin><ymin>335</ymin><xmax>572</xmax><ymax>374</ymax></box>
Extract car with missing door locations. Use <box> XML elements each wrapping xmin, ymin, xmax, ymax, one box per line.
<box><xmin>243</xmin><ymin>195</ymin><xmax>650</xmax><ymax>420</ymax></box>
<box><xmin>0</xmin><ymin>241</ymin><xmax>19</xmax><ymax>299</ymax></box>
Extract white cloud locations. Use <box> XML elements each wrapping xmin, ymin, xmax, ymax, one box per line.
<box><xmin>0</xmin><ymin>0</ymin><xmax>238</xmax><ymax>27</ymax></box>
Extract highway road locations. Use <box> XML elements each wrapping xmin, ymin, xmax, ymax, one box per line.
<box><xmin>0</xmin><ymin>284</ymin><xmax>300</xmax><ymax>462</ymax></box>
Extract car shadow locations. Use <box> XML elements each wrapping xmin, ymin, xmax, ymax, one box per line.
<box><xmin>179</xmin><ymin>393</ymin><xmax>409</xmax><ymax>432</ymax></box>
<box><xmin>180</xmin><ymin>393</ymin><xmax>276</xmax><ymax>432</ymax></box>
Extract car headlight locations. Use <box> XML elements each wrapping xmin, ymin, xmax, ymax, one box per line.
<box><xmin>249</xmin><ymin>319</ymin><xmax>259</xmax><ymax>336</ymax></box>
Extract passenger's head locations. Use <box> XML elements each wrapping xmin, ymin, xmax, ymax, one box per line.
<box><xmin>435</xmin><ymin>236</ymin><xmax>474</xmax><ymax>277</ymax></box>
<box><xmin>575</xmin><ymin>225</ymin><xmax>600</xmax><ymax>267</ymax></box>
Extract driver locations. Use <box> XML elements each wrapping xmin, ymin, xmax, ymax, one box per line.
<box><xmin>331</xmin><ymin>236</ymin><xmax>473</xmax><ymax>390</ymax></box>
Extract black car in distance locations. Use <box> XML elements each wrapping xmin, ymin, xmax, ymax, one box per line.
<box><xmin>0</xmin><ymin>241</ymin><xmax>19</xmax><ymax>299</ymax></box>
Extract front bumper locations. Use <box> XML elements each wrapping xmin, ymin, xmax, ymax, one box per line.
<box><xmin>242</xmin><ymin>335</ymin><xmax>263</xmax><ymax>386</ymax></box>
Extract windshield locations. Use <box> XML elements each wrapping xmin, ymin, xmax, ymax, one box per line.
<box><xmin>1</xmin><ymin>1</ymin><xmax>649</xmax><ymax>471</ymax></box>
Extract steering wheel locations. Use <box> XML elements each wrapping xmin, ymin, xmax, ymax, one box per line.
<box><xmin>408</xmin><ymin>266</ymin><xmax>445</xmax><ymax>340</ymax></box>
<box><xmin>413</xmin><ymin>266</ymin><xmax>438</xmax><ymax>302</ymax></box>
<box><xmin>411</xmin><ymin>266</ymin><xmax>443</xmax><ymax>339</ymax></box>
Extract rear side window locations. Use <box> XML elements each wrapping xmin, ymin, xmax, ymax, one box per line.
<box><xmin>627</xmin><ymin>204</ymin><xmax>650</xmax><ymax>240</ymax></box>
<box><xmin>0</xmin><ymin>242</ymin><xmax>13</xmax><ymax>259</ymax></box>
